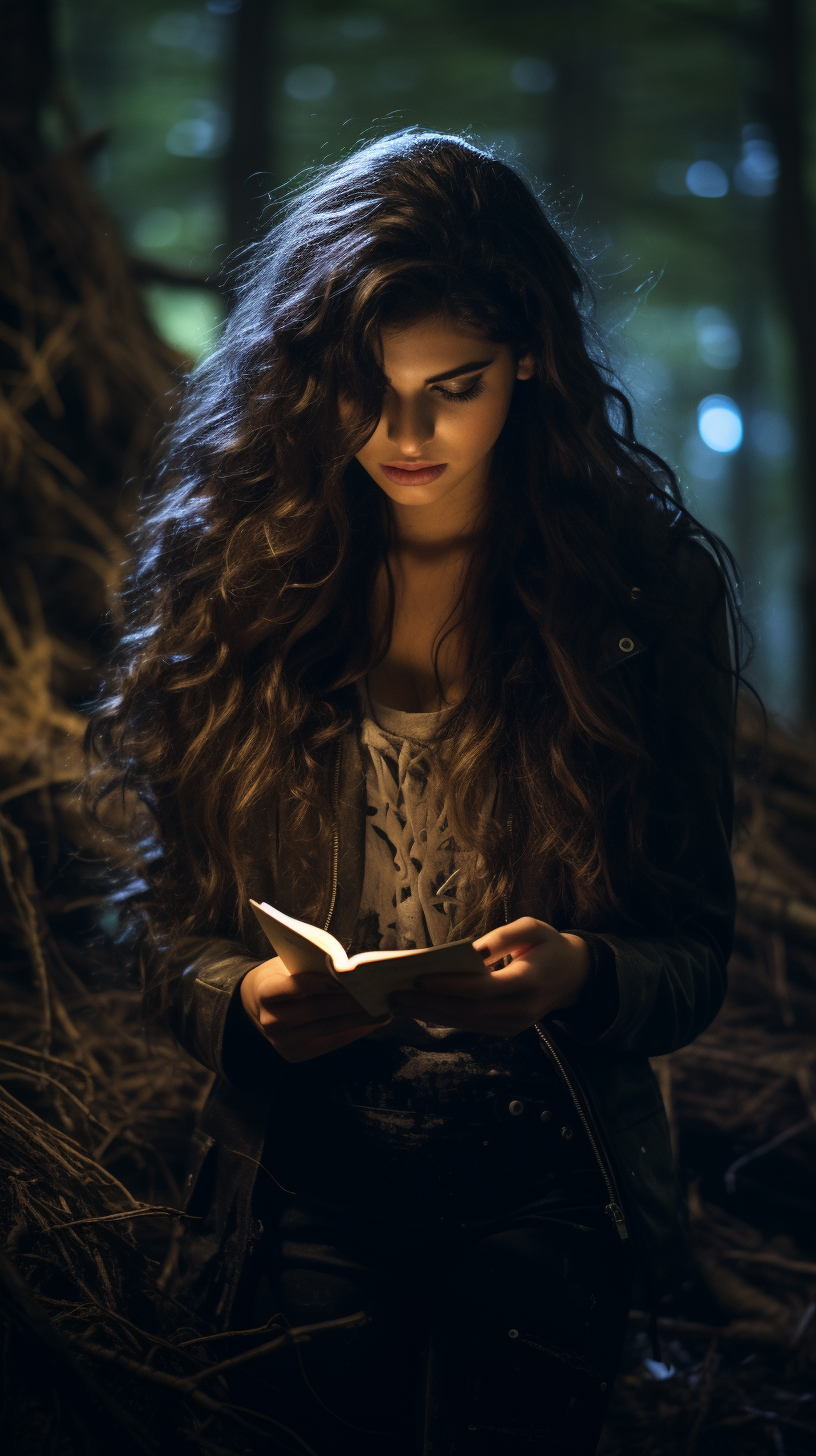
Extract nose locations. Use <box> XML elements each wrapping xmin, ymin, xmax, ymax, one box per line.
<box><xmin>384</xmin><ymin>389</ymin><xmax>435</xmax><ymax>454</ymax></box>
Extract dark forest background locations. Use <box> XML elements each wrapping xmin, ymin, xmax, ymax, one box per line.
<box><xmin>1</xmin><ymin>2</ymin><xmax>815</xmax><ymax>1454</ymax></box>
<box><xmin>58</xmin><ymin>0</ymin><xmax>816</xmax><ymax>725</ymax></box>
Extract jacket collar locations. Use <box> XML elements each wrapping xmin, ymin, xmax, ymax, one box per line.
<box><xmin>593</xmin><ymin>586</ymin><xmax>652</xmax><ymax>675</ymax></box>
<box><xmin>593</xmin><ymin>627</ymin><xmax>647</xmax><ymax>675</ymax></box>
<box><xmin>327</xmin><ymin>728</ymin><xmax>367</xmax><ymax>950</ymax></box>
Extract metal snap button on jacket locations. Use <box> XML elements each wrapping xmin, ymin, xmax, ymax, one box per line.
<box><xmin>508</xmin><ymin>1100</ymin><xmax>524</xmax><ymax>1116</ymax></box>
<box><xmin>618</xmin><ymin>637</ymin><xmax>634</xmax><ymax>652</ymax></box>
<box><xmin>539</xmin><ymin>1109</ymin><xmax>553</xmax><ymax>1123</ymax></box>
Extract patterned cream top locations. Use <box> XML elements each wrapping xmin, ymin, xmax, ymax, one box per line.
<box><xmin>353</xmin><ymin>681</ymin><xmax>488</xmax><ymax>956</ymax></box>
<box><xmin>273</xmin><ymin>683</ymin><xmax>567</xmax><ymax>1120</ymax></box>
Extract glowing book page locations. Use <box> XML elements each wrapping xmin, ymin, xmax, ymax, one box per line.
<box><xmin>249</xmin><ymin>900</ymin><xmax>486</xmax><ymax>1017</ymax></box>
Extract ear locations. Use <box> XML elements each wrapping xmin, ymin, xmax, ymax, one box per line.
<box><xmin>515</xmin><ymin>352</ymin><xmax>535</xmax><ymax>381</ymax></box>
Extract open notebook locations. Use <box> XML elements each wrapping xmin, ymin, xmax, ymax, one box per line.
<box><xmin>249</xmin><ymin>900</ymin><xmax>486</xmax><ymax>1017</ymax></box>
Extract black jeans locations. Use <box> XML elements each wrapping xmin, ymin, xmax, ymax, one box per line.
<box><xmin>244</xmin><ymin>1088</ymin><xmax>633</xmax><ymax>1455</ymax></box>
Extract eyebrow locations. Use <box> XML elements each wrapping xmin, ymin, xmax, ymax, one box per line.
<box><xmin>424</xmin><ymin>357</ymin><xmax>495</xmax><ymax>384</ymax></box>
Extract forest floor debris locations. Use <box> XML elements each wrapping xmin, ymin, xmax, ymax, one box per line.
<box><xmin>1</xmin><ymin>700</ymin><xmax>814</xmax><ymax>1453</ymax></box>
<box><xmin>599</xmin><ymin>706</ymin><xmax>816</xmax><ymax>1456</ymax></box>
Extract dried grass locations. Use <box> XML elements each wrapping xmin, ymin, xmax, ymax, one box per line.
<box><xmin>0</xmin><ymin>136</ymin><xmax>361</xmax><ymax>1455</ymax></box>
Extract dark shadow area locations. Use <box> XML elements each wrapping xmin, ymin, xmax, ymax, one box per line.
<box><xmin>1</xmin><ymin>2</ymin><xmax>815</xmax><ymax>1453</ymax></box>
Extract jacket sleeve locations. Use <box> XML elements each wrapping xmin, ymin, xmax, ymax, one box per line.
<box><xmin>555</xmin><ymin>540</ymin><xmax>736</xmax><ymax>1059</ymax></box>
<box><xmin>143</xmin><ymin>929</ymin><xmax>280</xmax><ymax>1089</ymax></box>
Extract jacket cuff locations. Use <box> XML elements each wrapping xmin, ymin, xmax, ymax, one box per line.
<box><xmin>219</xmin><ymin>969</ymin><xmax>284</xmax><ymax>1088</ymax></box>
<box><xmin>554</xmin><ymin>934</ymin><xmax>620</xmax><ymax>1040</ymax></box>
<box><xmin>178</xmin><ymin>949</ymin><xmax>266</xmax><ymax>1081</ymax></box>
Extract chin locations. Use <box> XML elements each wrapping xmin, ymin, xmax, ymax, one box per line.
<box><xmin>375</xmin><ymin>472</ymin><xmax>465</xmax><ymax>506</ymax></box>
<box><xmin>378</xmin><ymin>484</ymin><xmax>436</xmax><ymax>504</ymax></box>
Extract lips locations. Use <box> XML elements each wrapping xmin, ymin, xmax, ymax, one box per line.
<box><xmin>379</xmin><ymin>461</ymin><xmax>448</xmax><ymax>487</ymax></box>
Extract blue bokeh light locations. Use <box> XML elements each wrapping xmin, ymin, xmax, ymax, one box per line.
<box><xmin>644</xmin><ymin>1359</ymin><xmax>676</xmax><ymax>1382</ymax></box>
<box><xmin>734</xmin><ymin>126</ymin><xmax>779</xmax><ymax>197</ymax></box>
<box><xmin>697</xmin><ymin>395</ymin><xmax>743</xmax><ymax>453</ymax></box>
<box><xmin>686</xmin><ymin>160</ymin><xmax>729</xmax><ymax>198</ymax></box>
<box><xmin>165</xmin><ymin>103</ymin><xmax>230</xmax><ymax>159</ymax></box>
<box><xmin>695</xmin><ymin>307</ymin><xmax>741</xmax><ymax>370</ymax></box>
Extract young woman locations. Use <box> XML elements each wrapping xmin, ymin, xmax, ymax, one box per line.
<box><xmin>93</xmin><ymin>132</ymin><xmax>738</xmax><ymax>1455</ymax></box>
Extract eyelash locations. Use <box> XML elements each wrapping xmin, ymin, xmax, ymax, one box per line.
<box><xmin>434</xmin><ymin>378</ymin><xmax>485</xmax><ymax>404</ymax></box>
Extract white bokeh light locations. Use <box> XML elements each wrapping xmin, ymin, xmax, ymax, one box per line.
<box><xmin>697</xmin><ymin>396</ymin><xmax>743</xmax><ymax>453</ymax></box>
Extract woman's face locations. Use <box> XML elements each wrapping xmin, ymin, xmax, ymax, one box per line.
<box><xmin>352</xmin><ymin>314</ymin><xmax>534</xmax><ymax>515</ymax></box>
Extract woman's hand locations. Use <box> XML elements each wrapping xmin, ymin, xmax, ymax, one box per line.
<box><xmin>388</xmin><ymin>917</ymin><xmax>592</xmax><ymax>1035</ymax></box>
<box><xmin>240</xmin><ymin>956</ymin><xmax>391</xmax><ymax>1062</ymax></box>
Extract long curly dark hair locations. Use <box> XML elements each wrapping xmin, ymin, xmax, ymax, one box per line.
<box><xmin>90</xmin><ymin>130</ymin><xmax>741</xmax><ymax>955</ymax></box>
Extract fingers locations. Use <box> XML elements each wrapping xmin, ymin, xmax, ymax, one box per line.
<box><xmin>472</xmin><ymin>917</ymin><xmax>555</xmax><ymax>964</ymax></box>
<box><xmin>258</xmin><ymin>991</ymin><xmax>374</xmax><ymax>1029</ymax></box>
<box><xmin>241</xmin><ymin>959</ymin><xmax>389</xmax><ymax>1065</ymax></box>
<box><xmin>256</xmin><ymin>968</ymin><xmax>358</xmax><ymax>1019</ymax></box>
<box><xmin>257</xmin><ymin>967</ymin><xmax>337</xmax><ymax>998</ymax></box>
<box><xmin>278</xmin><ymin>1021</ymin><xmax>388</xmax><ymax>1063</ymax></box>
<box><xmin>410</xmin><ymin>960</ymin><xmax>536</xmax><ymax>997</ymax></box>
<box><xmin>263</xmin><ymin>1007</ymin><xmax>384</xmax><ymax>1039</ymax></box>
<box><xmin>266</xmin><ymin>1013</ymin><xmax>392</xmax><ymax>1063</ymax></box>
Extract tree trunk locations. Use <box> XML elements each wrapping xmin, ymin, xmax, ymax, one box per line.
<box><xmin>763</xmin><ymin>0</ymin><xmax>816</xmax><ymax>722</ymax></box>
<box><xmin>225</xmin><ymin>0</ymin><xmax>277</xmax><ymax>255</ymax></box>
<box><xmin>0</xmin><ymin>0</ymin><xmax>52</xmax><ymax>139</ymax></box>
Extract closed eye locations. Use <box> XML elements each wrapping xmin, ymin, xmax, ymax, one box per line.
<box><xmin>433</xmin><ymin>375</ymin><xmax>486</xmax><ymax>403</ymax></box>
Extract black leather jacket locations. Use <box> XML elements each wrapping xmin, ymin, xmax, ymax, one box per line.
<box><xmin>155</xmin><ymin>541</ymin><xmax>736</xmax><ymax>1325</ymax></box>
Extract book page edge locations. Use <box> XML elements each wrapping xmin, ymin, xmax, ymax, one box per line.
<box><xmin>249</xmin><ymin>900</ymin><xmax>350</xmax><ymax>970</ymax></box>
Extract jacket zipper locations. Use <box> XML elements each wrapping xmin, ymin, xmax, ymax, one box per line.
<box><xmin>502</xmin><ymin>823</ymin><xmax>629</xmax><ymax>1243</ymax></box>
<box><xmin>323</xmin><ymin>740</ymin><xmax>342</xmax><ymax>932</ymax></box>
<box><xmin>533</xmin><ymin>1022</ymin><xmax>629</xmax><ymax>1241</ymax></box>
